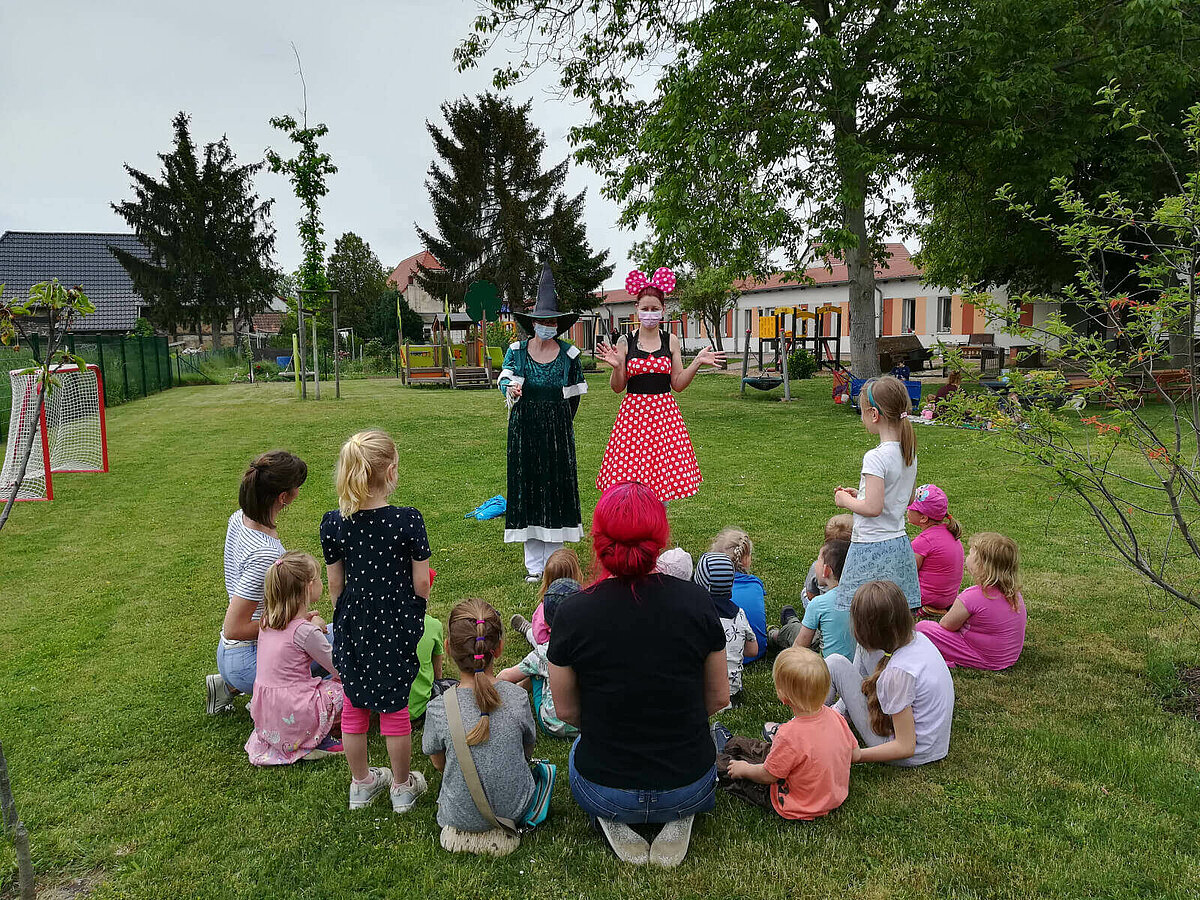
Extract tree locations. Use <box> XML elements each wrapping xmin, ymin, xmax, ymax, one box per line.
<box><xmin>368</xmin><ymin>289</ymin><xmax>424</xmax><ymax>345</ymax></box>
<box><xmin>909</xmin><ymin>0</ymin><xmax>1200</xmax><ymax>294</ymax></box>
<box><xmin>327</xmin><ymin>232</ymin><xmax>389</xmax><ymax>333</ymax></box>
<box><xmin>458</xmin><ymin>1</ymin><xmax>944</xmax><ymax>377</ymax></box>
<box><xmin>416</xmin><ymin>93</ymin><xmax>611</xmax><ymax>314</ymax></box>
<box><xmin>944</xmin><ymin>93</ymin><xmax>1200</xmax><ymax>614</ymax></box>
<box><xmin>672</xmin><ymin>266</ymin><xmax>740</xmax><ymax>351</ymax></box>
<box><xmin>112</xmin><ymin>112</ymin><xmax>278</xmax><ymax>346</ymax></box>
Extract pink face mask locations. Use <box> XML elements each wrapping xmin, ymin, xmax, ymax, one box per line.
<box><xmin>639</xmin><ymin>310</ymin><xmax>663</xmax><ymax>328</ymax></box>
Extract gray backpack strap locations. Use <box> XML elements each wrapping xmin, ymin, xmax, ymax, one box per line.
<box><xmin>443</xmin><ymin>686</ymin><xmax>519</xmax><ymax>836</ymax></box>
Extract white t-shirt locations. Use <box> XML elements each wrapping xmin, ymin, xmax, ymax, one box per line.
<box><xmin>852</xmin><ymin>441</ymin><xmax>917</xmax><ymax>542</ymax></box>
<box><xmin>221</xmin><ymin>510</ymin><xmax>285</xmax><ymax>646</ymax></box>
<box><xmin>720</xmin><ymin>608</ymin><xmax>753</xmax><ymax>696</ymax></box>
<box><xmin>857</xmin><ymin>631</ymin><xmax>954</xmax><ymax>766</ymax></box>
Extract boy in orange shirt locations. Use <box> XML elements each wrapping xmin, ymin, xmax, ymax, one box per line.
<box><xmin>717</xmin><ymin>647</ymin><xmax>859</xmax><ymax>820</ymax></box>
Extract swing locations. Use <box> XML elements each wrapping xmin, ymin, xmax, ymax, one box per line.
<box><xmin>742</xmin><ymin>375</ymin><xmax>784</xmax><ymax>392</ymax></box>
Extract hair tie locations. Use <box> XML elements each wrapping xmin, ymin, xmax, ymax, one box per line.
<box><xmin>475</xmin><ymin>619</ymin><xmax>485</xmax><ymax>625</ymax></box>
<box><xmin>900</xmin><ymin>411</ymin><xmax>910</xmax><ymax>420</ymax></box>
<box><xmin>474</xmin><ymin>635</ymin><xmax>485</xmax><ymax>643</ymax></box>
<box><xmin>882</xmin><ymin>650</ymin><xmax>893</xmax><ymax>658</ymax></box>
<box><xmin>865</xmin><ymin>383</ymin><xmax>876</xmax><ymax>409</ymax></box>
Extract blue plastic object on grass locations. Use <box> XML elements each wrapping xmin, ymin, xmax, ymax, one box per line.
<box><xmin>849</xmin><ymin>377</ymin><xmax>922</xmax><ymax>409</ymax></box>
<box><xmin>276</xmin><ymin>356</ymin><xmax>292</xmax><ymax>369</ymax></box>
<box><xmin>466</xmin><ymin>495</ymin><xmax>506</xmax><ymax>520</ymax></box>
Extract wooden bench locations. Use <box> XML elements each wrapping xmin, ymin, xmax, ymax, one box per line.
<box><xmin>876</xmin><ymin>335</ymin><xmax>934</xmax><ymax>372</ymax></box>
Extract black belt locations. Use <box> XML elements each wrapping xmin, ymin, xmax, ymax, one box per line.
<box><xmin>627</xmin><ymin>374</ymin><xmax>671</xmax><ymax>394</ymax></box>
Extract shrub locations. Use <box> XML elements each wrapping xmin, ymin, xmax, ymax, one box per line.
<box><xmin>787</xmin><ymin>347</ymin><xmax>818</xmax><ymax>380</ymax></box>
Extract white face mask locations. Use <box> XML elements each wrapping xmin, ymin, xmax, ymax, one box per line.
<box><xmin>533</xmin><ymin>323</ymin><xmax>558</xmax><ymax>340</ymax></box>
<box><xmin>638</xmin><ymin>310</ymin><xmax>663</xmax><ymax>328</ymax></box>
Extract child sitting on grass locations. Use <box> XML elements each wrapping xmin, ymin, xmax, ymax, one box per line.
<box><xmin>504</xmin><ymin>578</ymin><xmax>581</xmax><ymax>738</ymax></box>
<box><xmin>245</xmin><ymin>551</ymin><xmax>344</xmax><ymax>766</ymax></box>
<box><xmin>529</xmin><ymin>548</ymin><xmax>583</xmax><ymax>644</ymax></box>
<box><xmin>907</xmin><ymin>484</ymin><xmax>965</xmax><ymax>614</ymax></box>
<box><xmin>711</xmin><ymin>527</ymin><xmax>767</xmax><ymax>663</ymax></box>
<box><xmin>770</xmin><ymin>539</ymin><xmax>853</xmax><ymax>660</ymax></box>
<box><xmin>804</xmin><ymin>514</ymin><xmax>852</xmax><ymax>604</ymax></box>
<box><xmin>408</xmin><ymin>569</ymin><xmax>443</xmax><ymax>726</ymax></box>
<box><xmin>694</xmin><ymin>553</ymin><xmax>757</xmax><ymax>708</ymax></box>
<box><xmin>916</xmin><ymin>532</ymin><xmax>1027</xmax><ymax>670</ymax></box>
<box><xmin>717</xmin><ymin>647</ymin><xmax>858</xmax><ymax>820</ymax></box>
<box><xmin>424</xmin><ymin>600</ymin><xmax>539</xmax><ymax>856</ymax></box>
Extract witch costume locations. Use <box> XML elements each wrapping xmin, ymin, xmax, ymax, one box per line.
<box><xmin>498</xmin><ymin>263</ymin><xmax>588</xmax><ymax>579</ymax></box>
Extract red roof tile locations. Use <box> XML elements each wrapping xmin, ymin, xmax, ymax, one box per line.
<box><xmin>252</xmin><ymin>312</ymin><xmax>284</xmax><ymax>334</ymax></box>
<box><xmin>599</xmin><ymin>244</ymin><xmax>922</xmax><ymax>304</ymax></box>
<box><xmin>388</xmin><ymin>250</ymin><xmax>442</xmax><ymax>290</ymax></box>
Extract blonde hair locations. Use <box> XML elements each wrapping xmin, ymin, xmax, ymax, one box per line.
<box><xmin>711</xmin><ymin>527</ymin><xmax>753</xmax><ymax>572</ymax></box>
<box><xmin>970</xmin><ymin>532</ymin><xmax>1021</xmax><ymax>610</ymax></box>
<box><xmin>849</xmin><ymin>581</ymin><xmax>914</xmax><ymax>738</ymax></box>
<box><xmin>446</xmin><ymin>600</ymin><xmax>504</xmax><ymax>745</ymax></box>
<box><xmin>773</xmin><ymin>647</ymin><xmax>831</xmax><ymax>715</ymax></box>
<box><xmin>336</xmin><ymin>430</ymin><xmax>397</xmax><ymax>518</ymax></box>
<box><xmin>824</xmin><ymin>513</ymin><xmax>853</xmax><ymax>542</ymax></box>
<box><xmin>539</xmin><ymin>548</ymin><xmax>583</xmax><ymax>602</ymax></box>
<box><xmin>262</xmin><ymin>551</ymin><xmax>320</xmax><ymax>631</ymax></box>
<box><xmin>861</xmin><ymin>375</ymin><xmax>917</xmax><ymax>466</ymax></box>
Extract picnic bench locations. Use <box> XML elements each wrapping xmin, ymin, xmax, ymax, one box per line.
<box><xmin>876</xmin><ymin>335</ymin><xmax>934</xmax><ymax>372</ymax></box>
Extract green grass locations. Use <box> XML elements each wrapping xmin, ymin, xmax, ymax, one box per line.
<box><xmin>2</xmin><ymin>374</ymin><xmax>1199</xmax><ymax>899</ymax></box>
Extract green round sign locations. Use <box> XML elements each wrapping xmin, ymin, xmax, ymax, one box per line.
<box><xmin>464</xmin><ymin>280</ymin><xmax>502</xmax><ymax>322</ymax></box>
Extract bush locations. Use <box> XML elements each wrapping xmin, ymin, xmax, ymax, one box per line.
<box><xmin>486</xmin><ymin>321</ymin><xmax>517</xmax><ymax>348</ymax></box>
<box><xmin>787</xmin><ymin>348</ymin><xmax>817</xmax><ymax>380</ymax></box>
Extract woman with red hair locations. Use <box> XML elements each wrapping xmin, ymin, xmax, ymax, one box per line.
<box><xmin>548</xmin><ymin>482</ymin><xmax>729</xmax><ymax>867</ymax></box>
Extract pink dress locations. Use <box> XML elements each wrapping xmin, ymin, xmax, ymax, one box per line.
<box><xmin>915</xmin><ymin>585</ymin><xmax>1027</xmax><ymax>670</ymax></box>
<box><xmin>912</xmin><ymin>525</ymin><xmax>965</xmax><ymax>609</ymax></box>
<box><xmin>245</xmin><ymin>617</ymin><xmax>343</xmax><ymax>765</ymax></box>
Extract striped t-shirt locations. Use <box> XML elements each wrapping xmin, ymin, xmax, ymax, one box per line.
<box><xmin>221</xmin><ymin>510</ymin><xmax>285</xmax><ymax>645</ymax></box>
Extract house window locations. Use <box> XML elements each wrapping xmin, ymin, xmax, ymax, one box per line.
<box><xmin>937</xmin><ymin>296</ymin><xmax>952</xmax><ymax>333</ymax></box>
<box><xmin>902</xmin><ymin>298</ymin><xmax>917</xmax><ymax>334</ymax></box>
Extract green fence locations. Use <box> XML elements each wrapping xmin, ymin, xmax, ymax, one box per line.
<box><xmin>0</xmin><ymin>334</ymin><xmax>174</xmax><ymax>443</ymax></box>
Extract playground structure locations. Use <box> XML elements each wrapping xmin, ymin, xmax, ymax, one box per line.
<box><xmin>741</xmin><ymin>305</ymin><xmax>846</xmax><ymax>399</ymax></box>
<box><xmin>400</xmin><ymin>332</ymin><xmax>500</xmax><ymax>390</ymax></box>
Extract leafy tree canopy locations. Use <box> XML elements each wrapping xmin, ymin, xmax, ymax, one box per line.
<box><xmin>327</xmin><ymin>232</ymin><xmax>389</xmax><ymax>333</ymax></box>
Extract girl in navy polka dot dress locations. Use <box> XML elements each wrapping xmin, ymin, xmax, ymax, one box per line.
<box><xmin>321</xmin><ymin>430</ymin><xmax>432</xmax><ymax>813</ymax></box>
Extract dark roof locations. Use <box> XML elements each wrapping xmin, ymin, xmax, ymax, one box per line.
<box><xmin>0</xmin><ymin>231</ymin><xmax>150</xmax><ymax>332</ymax></box>
<box><xmin>252</xmin><ymin>312</ymin><xmax>284</xmax><ymax>334</ymax></box>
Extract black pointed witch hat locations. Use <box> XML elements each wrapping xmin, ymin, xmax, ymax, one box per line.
<box><xmin>514</xmin><ymin>261</ymin><xmax>579</xmax><ymax>337</ymax></box>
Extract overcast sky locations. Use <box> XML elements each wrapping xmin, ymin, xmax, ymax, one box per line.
<box><xmin>0</xmin><ymin>1</ymin><xmax>643</xmax><ymax>288</ymax></box>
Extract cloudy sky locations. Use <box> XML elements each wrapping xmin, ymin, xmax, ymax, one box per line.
<box><xmin>0</xmin><ymin>1</ymin><xmax>642</xmax><ymax>288</ymax></box>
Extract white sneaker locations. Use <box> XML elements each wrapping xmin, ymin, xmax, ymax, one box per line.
<box><xmin>205</xmin><ymin>674</ymin><xmax>233</xmax><ymax>715</ymax></box>
<box><xmin>391</xmin><ymin>770</ymin><xmax>428</xmax><ymax>813</ymax></box>
<box><xmin>348</xmin><ymin>767</ymin><xmax>393</xmax><ymax>810</ymax></box>
<box><xmin>649</xmin><ymin>815</ymin><xmax>694</xmax><ymax>868</ymax></box>
<box><xmin>598</xmin><ymin>818</ymin><xmax>650</xmax><ymax>864</ymax></box>
<box><xmin>525</xmin><ymin>573</ymin><xmax>542</xmax><ymax>583</ymax></box>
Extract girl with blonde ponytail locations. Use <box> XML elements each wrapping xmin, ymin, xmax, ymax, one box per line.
<box><xmin>320</xmin><ymin>430</ymin><xmax>432</xmax><ymax>814</ymax></box>
<box><xmin>834</xmin><ymin>375</ymin><xmax>923</xmax><ymax>612</ymax></box>
<box><xmin>423</xmin><ymin>600</ymin><xmax>540</xmax><ymax>847</ymax></box>
<box><xmin>823</xmin><ymin>581</ymin><xmax>955</xmax><ymax>767</ymax></box>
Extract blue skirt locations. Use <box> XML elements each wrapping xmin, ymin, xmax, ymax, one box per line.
<box><xmin>837</xmin><ymin>535</ymin><xmax>922</xmax><ymax>610</ymax></box>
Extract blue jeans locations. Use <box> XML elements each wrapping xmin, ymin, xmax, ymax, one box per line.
<box><xmin>216</xmin><ymin>640</ymin><xmax>257</xmax><ymax>695</ymax></box>
<box><xmin>568</xmin><ymin>739</ymin><xmax>716</xmax><ymax>825</ymax></box>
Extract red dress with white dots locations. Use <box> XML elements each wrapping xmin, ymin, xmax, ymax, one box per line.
<box><xmin>596</xmin><ymin>331</ymin><xmax>702</xmax><ymax>501</ymax></box>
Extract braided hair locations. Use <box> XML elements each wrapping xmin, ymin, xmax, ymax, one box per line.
<box><xmin>446</xmin><ymin>599</ymin><xmax>503</xmax><ymax>745</ymax></box>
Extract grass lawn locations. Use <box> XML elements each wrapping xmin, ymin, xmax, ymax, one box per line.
<box><xmin>3</xmin><ymin>373</ymin><xmax>1199</xmax><ymax>899</ymax></box>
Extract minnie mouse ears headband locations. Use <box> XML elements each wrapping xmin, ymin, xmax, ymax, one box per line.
<box><xmin>626</xmin><ymin>267</ymin><xmax>677</xmax><ymax>297</ymax></box>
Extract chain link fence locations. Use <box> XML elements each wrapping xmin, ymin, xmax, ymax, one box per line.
<box><xmin>0</xmin><ymin>334</ymin><xmax>174</xmax><ymax>443</ymax></box>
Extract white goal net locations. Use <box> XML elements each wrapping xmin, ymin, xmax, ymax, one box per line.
<box><xmin>1</xmin><ymin>364</ymin><xmax>108</xmax><ymax>502</ymax></box>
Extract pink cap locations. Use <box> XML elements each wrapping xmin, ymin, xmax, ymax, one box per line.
<box><xmin>908</xmin><ymin>483</ymin><xmax>949</xmax><ymax>520</ymax></box>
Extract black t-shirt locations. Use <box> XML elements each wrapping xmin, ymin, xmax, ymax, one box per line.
<box><xmin>548</xmin><ymin>574</ymin><xmax>725</xmax><ymax>790</ymax></box>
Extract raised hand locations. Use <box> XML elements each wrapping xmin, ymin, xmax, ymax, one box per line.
<box><xmin>594</xmin><ymin>340</ymin><xmax>622</xmax><ymax>369</ymax></box>
<box><xmin>695</xmin><ymin>346</ymin><xmax>727</xmax><ymax>368</ymax></box>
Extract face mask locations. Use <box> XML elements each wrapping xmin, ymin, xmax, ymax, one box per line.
<box><xmin>533</xmin><ymin>323</ymin><xmax>558</xmax><ymax>340</ymax></box>
<box><xmin>638</xmin><ymin>310</ymin><xmax>663</xmax><ymax>328</ymax></box>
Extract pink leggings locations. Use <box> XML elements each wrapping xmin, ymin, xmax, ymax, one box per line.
<box><xmin>341</xmin><ymin>696</ymin><xmax>412</xmax><ymax>736</ymax></box>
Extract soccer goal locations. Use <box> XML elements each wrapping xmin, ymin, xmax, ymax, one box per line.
<box><xmin>1</xmin><ymin>364</ymin><xmax>108</xmax><ymax>502</ymax></box>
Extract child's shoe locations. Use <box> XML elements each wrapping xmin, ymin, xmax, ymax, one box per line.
<box><xmin>303</xmin><ymin>735</ymin><xmax>344</xmax><ymax>760</ymax></box>
<box><xmin>205</xmin><ymin>674</ymin><xmax>233</xmax><ymax>715</ymax></box>
<box><xmin>348</xmin><ymin>767</ymin><xmax>393</xmax><ymax>810</ymax></box>
<box><xmin>390</xmin><ymin>770</ymin><xmax>428</xmax><ymax>813</ymax></box>
<box><xmin>779</xmin><ymin>605</ymin><xmax>796</xmax><ymax>625</ymax></box>
<box><xmin>510</xmin><ymin>614</ymin><xmax>533</xmax><ymax>642</ymax></box>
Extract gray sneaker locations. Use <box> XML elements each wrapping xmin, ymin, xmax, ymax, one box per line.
<box><xmin>348</xmin><ymin>767</ymin><xmax>393</xmax><ymax>810</ymax></box>
<box><xmin>598</xmin><ymin>818</ymin><xmax>650</xmax><ymax>865</ymax></box>
<box><xmin>650</xmin><ymin>815</ymin><xmax>695</xmax><ymax>868</ymax></box>
<box><xmin>391</xmin><ymin>770</ymin><xmax>428</xmax><ymax>814</ymax></box>
<box><xmin>510</xmin><ymin>614</ymin><xmax>533</xmax><ymax>643</ymax></box>
<box><xmin>205</xmin><ymin>674</ymin><xmax>233</xmax><ymax>715</ymax></box>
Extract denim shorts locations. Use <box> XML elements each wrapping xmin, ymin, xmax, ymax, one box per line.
<box><xmin>568</xmin><ymin>738</ymin><xmax>716</xmax><ymax>824</ymax></box>
<box><xmin>216</xmin><ymin>639</ymin><xmax>257</xmax><ymax>695</ymax></box>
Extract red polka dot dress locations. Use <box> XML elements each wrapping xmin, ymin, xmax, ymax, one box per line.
<box><xmin>596</xmin><ymin>330</ymin><xmax>702</xmax><ymax>501</ymax></box>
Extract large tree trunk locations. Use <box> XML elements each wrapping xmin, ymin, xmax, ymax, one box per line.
<box><xmin>708</xmin><ymin>309</ymin><xmax>725</xmax><ymax>351</ymax></box>
<box><xmin>844</xmin><ymin>171</ymin><xmax>880</xmax><ymax>378</ymax></box>
<box><xmin>211</xmin><ymin>317</ymin><xmax>222</xmax><ymax>349</ymax></box>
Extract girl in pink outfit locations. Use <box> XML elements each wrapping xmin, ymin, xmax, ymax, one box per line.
<box><xmin>907</xmin><ymin>484</ymin><xmax>965</xmax><ymax>612</ymax></box>
<box><xmin>916</xmin><ymin>533</ymin><xmax>1026</xmax><ymax>670</ymax></box>
<box><xmin>246</xmin><ymin>552</ymin><xmax>344</xmax><ymax>766</ymax></box>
